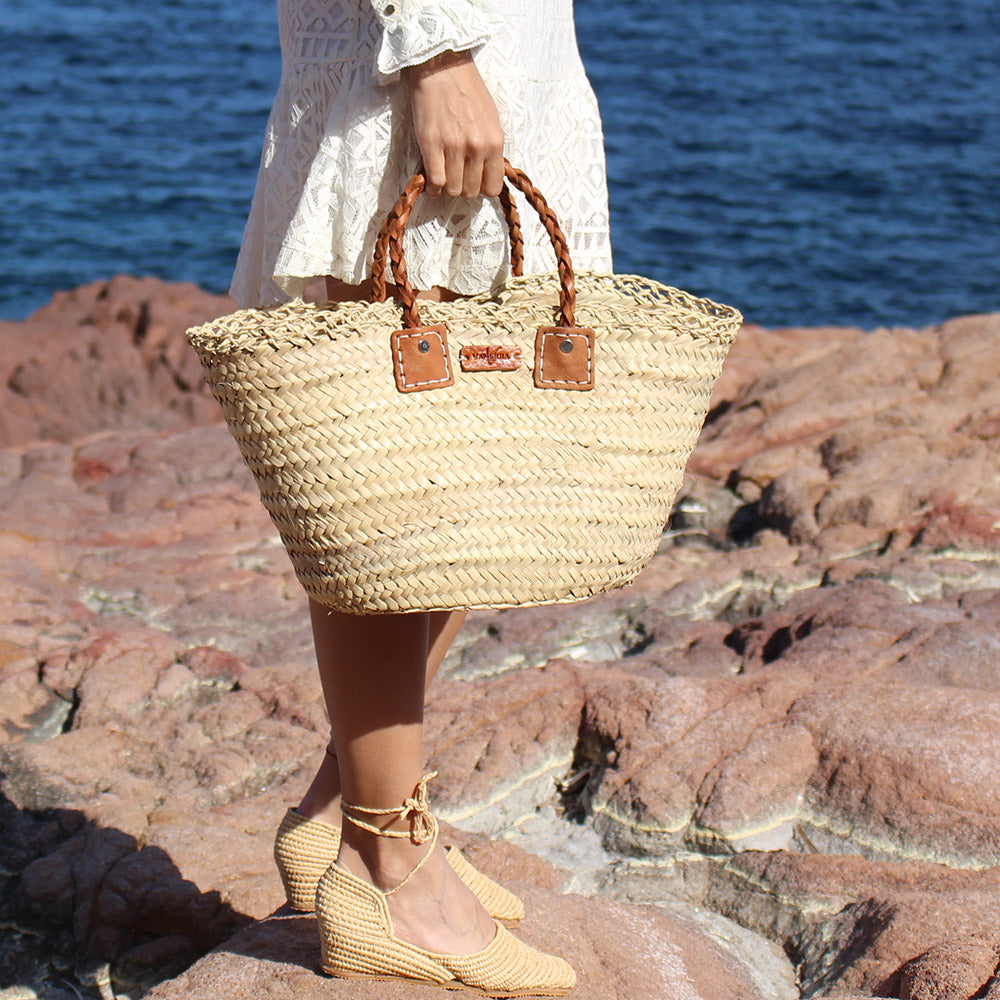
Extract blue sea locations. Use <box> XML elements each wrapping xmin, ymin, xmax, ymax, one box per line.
<box><xmin>2</xmin><ymin>0</ymin><xmax>998</xmax><ymax>328</ymax></box>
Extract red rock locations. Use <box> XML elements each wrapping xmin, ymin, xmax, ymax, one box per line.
<box><xmin>899</xmin><ymin>940</ymin><xmax>1000</xmax><ymax>1000</ymax></box>
<box><xmin>889</xmin><ymin>620</ymin><xmax>1000</xmax><ymax>689</ymax></box>
<box><xmin>0</xmin><ymin>648</ymin><xmax>56</xmax><ymax>740</ymax></box>
<box><xmin>706</xmin><ymin>851</ymin><xmax>1000</xmax><ymax>998</ymax></box>
<box><xmin>696</xmin><ymin>313</ymin><xmax>1000</xmax><ymax>552</ymax></box>
<box><xmin>15</xmin><ymin>821</ymin><xmax>249</xmax><ymax>978</ymax></box>
<box><xmin>791</xmin><ymin>680</ymin><xmax>1000</xmax><ymax>866</ymax></box>
<box><xmin>424</xmin><ymin>661</ymin><xmax>587</xmax><ymax>832</ymax></box>
<box><xmin>4</xmin><ymin>295</ymin><xmax>1000</xmax><ymax>1000</ymax></box>
<box><xmin>693</xmin><ymin>721</ymin><xmax>817</xmax><ymax>850</ymax></box>
<box><xmin>0</xmin><ymin>276</ymin><xmax>230</xmax><ymax>446</ymax></box>
<box><xmin>144</xmin><ymin>887</ymin><xmax>778</xmax><ymax>1000</ymax></box>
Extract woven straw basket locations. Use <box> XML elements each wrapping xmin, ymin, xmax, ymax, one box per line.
<box><xmin>187</xmin><ymin>162</ymin><xmax>742</xmax><ymax>613</ymax></box>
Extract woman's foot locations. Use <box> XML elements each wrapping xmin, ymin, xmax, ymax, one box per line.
<box><xmin>315</xmin><ymin>774</ymin><xmax>573</xmax><ymax>995</ymax></box>
<box><xmin>336</xmin><ymin>822</ymin><xmax>496</xmax><ymax>955</ymax></box>
<box><xmin>273</xmin><ymin>805</ymin><xmax>526</xmax><ymax>922</ymax></box>
<box><xmin>298</xmin><ymin>745</ymin><xmax>495</xmax><ymax>951</ymax></box>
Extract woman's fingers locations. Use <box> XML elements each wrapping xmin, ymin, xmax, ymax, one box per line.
<box><xmin>459</xmin><ymin>151</ymin><xmax>504</xmax><ymax>200</ymax></box>
<box><xmin>406</xmin><ymin>49</ymin><xmax>504</xmax><ymax>199</ymax></box>
<box><xmin>421</xmin><ymin>145</ymin><xmax>448</xmax><ymax>197</ymax></box>
<box><xmin>480</xmin><ymin>147</ymin><xmax>505</xmax><ymax>198</ymax></box>
<box><xmin>443</xmin><ymin>144</ymin><xmax>467</xmax><ymax>197</ymax></box>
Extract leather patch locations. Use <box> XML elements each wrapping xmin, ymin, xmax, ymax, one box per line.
<box><xmin>390</xmin><ymin>324</ymin><xmax>455</xmax><ymax>393</ymax></box>
<box><xmin>458</xmin><ymin>344</ymin><xmax>523</xmax><ymax>372</ymax></box>
<box><xmin>533</xmin><ymin>327</ymin><xmax>596</xmax><ymax>390</ymax></box>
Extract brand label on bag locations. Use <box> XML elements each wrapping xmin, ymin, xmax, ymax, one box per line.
<box><xmin>459</xmin><ymin>344</ymin><xmax>523</xmax><ymax>372</ymax></box>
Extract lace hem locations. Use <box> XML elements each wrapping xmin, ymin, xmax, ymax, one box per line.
<box><xmin>370</xmin><ymin>0</ymin><xmax>505</xmax><ymax>85</ymax></box>
<box><xmin>229</xmin><ymin>0</ymin><xmax>613</xmax><ymax>309</ymax></box>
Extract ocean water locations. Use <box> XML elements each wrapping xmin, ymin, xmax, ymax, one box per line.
<box><xmin>1</xmin><ymin>0</ymin><xmax>998</xmax><ymax>327</ymax></box>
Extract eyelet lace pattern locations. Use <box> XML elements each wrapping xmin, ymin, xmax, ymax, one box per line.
<box><xmin>229</xmin><ymin>0</ymin><xmax>613</xmax><ymax>309</ymax></box>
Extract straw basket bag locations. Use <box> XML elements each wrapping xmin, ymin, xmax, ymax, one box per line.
<box><xmin>186</xmin><ymin>161</ymin><xmax>742</xmax><ymax>613</ymax></box>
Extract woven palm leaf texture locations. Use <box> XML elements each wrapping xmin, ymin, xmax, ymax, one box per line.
<box><xmin>186</xmin><ymin>162</ymin><xmax>742</xmax><ymax>613</ymax></box>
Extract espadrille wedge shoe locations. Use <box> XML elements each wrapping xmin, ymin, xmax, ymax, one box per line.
<box><xmin>315</xmin><ymin>772</ymin><xmax>575</xmax><ymax>997</ymax></box>
<box><xmin>274</xmin><ymin>809</ymin><xmax>525</xmax><ymax>924</ymax></box>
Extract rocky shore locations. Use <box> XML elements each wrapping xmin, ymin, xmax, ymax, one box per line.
<box><xmin>1</xmin><ymin>276</ymin><xmax>999</xmax><ymax>999</ymax></box>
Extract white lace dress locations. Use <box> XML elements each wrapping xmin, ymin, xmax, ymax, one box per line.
<box><xmin>229</xmin><ymin>0</ymin><xmax>613</xmax><ymax>309</ymax></box>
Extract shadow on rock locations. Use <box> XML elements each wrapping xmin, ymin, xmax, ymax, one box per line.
<box><xmin>0</xmin><ymin>794</ymin><xmax>251</xmax><ymax>998</ymax></box>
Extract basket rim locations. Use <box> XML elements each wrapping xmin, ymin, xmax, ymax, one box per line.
<box><xmin>187</xmin><ymin>268</ymin><xmax>743</xmax><ymax>353</ymax></box>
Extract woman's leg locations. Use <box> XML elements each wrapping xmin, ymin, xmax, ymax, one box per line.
<box><xmin>297</xmin><ymin>608</ymin><xmax>466</xmax><ymax>821</ymax></box>
<box><xmin>296</xmin><ymin>275</ymin><xmax>467</xmax><ymax>824</ymax></box>
<box><xmin>309</xmin><ymin>602</ymin><xmax>494</xmax><ymax>955</ymax></box>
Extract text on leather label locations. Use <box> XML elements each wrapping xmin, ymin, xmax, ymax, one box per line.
<box><xmin>458</xmin><ymin>344</ymin><xmax>523</xmax><ymax>372</ymax></box>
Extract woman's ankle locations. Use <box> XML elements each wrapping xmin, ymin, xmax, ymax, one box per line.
<box><xmin>296</xmin><ymin>742</ymin><xmax>342</xmax><ymax>821</ymax></box>
<box><xmin>339</xmin><ymin>819</ymin><xmax>437</xmax><ymax>891</ymax></box>
<box><xmin>297</xmin><ymin>789</ymin><xmax>342</xmax><ymax>823</ymax></box>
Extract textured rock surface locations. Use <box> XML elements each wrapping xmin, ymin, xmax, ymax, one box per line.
<box><xmin>144</xmin><ymin>889</ymin><xmax>785</xmax><ymax>1000</ymax></box>
<box><xmin>0</xmin><ymin>275</ymin><xmax>230</xmax><ymax>446</ymax></box>
<box><xmin>1</xmin><ymin>286</ymin><xmax>1000</xmax><ymax>999</ymax></box>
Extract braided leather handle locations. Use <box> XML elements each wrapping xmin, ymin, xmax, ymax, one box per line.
<box><xmin>372</xmin><ymin>175</ymin><xmax>523</xmax><ymax>299</ymax></box>
<box><xmin>371</xmin><ymin>159</ymin><xmax>576</xmax><ymax>330</ymax></box>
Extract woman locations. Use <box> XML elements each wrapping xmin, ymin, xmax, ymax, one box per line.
<box><xmin>229</xmin><ymin>0</ymin><xmax>612</xmax><ymax>993</ymax></box>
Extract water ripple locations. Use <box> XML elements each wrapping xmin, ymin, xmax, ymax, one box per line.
<box><xmin>1</xmin><ymin>0</ymin><xmax>998</xmax><ymax>327</ymax></box>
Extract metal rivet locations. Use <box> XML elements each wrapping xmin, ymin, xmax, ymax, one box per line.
<box><xmin>559</xmin><ymin>338</ymin><xmax>574</xmax><ymax>353</ymax></box>
<box><xmin>418</xmin><ymin>339</ymin><xmax>430</xmax><ymax>353</ymax></box>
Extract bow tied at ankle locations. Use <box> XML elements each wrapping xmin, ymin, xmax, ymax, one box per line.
<box><xmin>340</xmin><ymin>770</ymin><xmax>441</xmax><ymax>845</ymax></box>
<box><xmin>399</xmin><ymin>770</ymin><xmax>438</xmax><ymax>844</ymax></box>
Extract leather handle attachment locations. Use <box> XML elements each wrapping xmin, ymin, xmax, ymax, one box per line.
<box><xmin>375</xmin><ymin>159</ymin><xmax>593</xmax><ymax>393</ymax></box>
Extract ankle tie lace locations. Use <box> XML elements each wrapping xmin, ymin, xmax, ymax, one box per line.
<box><xmin>340</xmin><ymin>771</ymin><xmax>440</xmax><ymax>896</ymax></box>
<box><xmin>314</xmin><ymin>761</ymin><xmax>574</xmax><ymax>994</ymax></box>
<box><xmin>340</xmin><ymin>770</ymin><xmax>438</xmax><ymax>844</ymax></box>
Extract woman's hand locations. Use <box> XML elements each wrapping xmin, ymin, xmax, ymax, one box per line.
<box><xmin>405</xmin><ymin>49</ymin><xmax>504</xmax><ymax>198</ymax></box>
